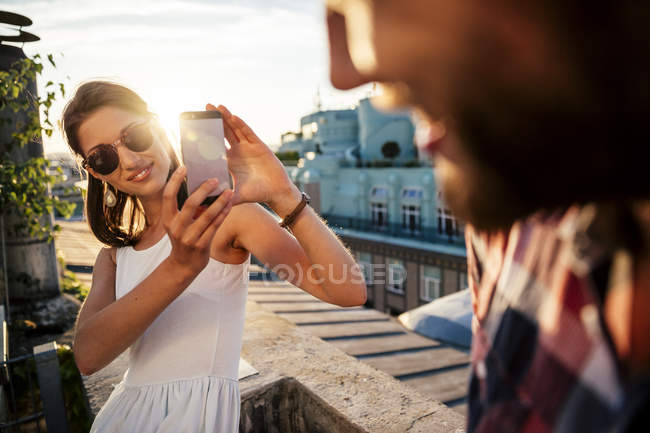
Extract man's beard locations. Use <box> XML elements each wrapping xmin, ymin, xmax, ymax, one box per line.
<box><xmin>434</xmin><ymin>154</ymin><xmax>533</xmax><ymax>232</ymax></box>
<box><xmin>436</xmin><ymin>100</ymin><xmax>647</xmax><ymax>232</ymax></box>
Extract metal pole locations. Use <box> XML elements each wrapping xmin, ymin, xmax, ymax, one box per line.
<box><xmin>0</xmin><ymin>215</ymin><xmax>9</xmax><ymax>323</ymax></box>
<box><xmin>33</xmin><ymin>342</ymin><xmax>69</xmax><ymax>433</ymax></box>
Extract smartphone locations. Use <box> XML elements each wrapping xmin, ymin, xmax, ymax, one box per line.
<box><xmin>179</xmin><ymin>111</ymin><xmax>231</xmax><ymax>206</ymax></box>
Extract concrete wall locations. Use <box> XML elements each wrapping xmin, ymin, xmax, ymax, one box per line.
<box><xmin>240</xmin><ymin>301</ymin><xmax>466</xmax><ymax>433</ymax></box>
<box><xmin>240</xmin><ymin>377</ymin><xmax>365</xmax><ymax>433</ymax></box>
<box><xmin>357</xmin><ymin>98</ymin><xmax>416</xmax><ymax>164</ymax></box>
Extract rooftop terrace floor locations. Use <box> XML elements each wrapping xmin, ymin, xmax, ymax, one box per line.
<box><xmin>248</xmin><ymin>282</ymin><xmax>469</xmax><ymax>414</ymax></box>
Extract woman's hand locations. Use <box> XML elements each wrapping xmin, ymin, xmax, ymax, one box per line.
<box><xmin>161</xmin><ymin>166</ymin><xmax>234</xmax><ymax>278</ymax></box>
<box><xmin>206</xmin><ymin>104</ymin><xmax>301</xmax><ymax>215</ymax></box>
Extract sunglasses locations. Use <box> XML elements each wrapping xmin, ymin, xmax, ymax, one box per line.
<box><xmin>82</xmin><ymin>120</ymin><xmax>154</xmax><ymax>175</ymax></box>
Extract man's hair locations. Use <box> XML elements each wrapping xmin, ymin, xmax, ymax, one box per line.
<box><xmin>458</xmin><ymin>2</ymin><xmax>648</xmax><ymax>219</ymax></box>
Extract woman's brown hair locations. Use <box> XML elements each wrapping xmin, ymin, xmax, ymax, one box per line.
<box><xmin>61</xmin><ymin>81</ymin><xmax>187</xmax><ymax>247</ymax></box>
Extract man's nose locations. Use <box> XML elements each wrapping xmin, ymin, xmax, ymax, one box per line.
<box><xmin>327</xmin><ymin>9</ymin><xmax>371</xmax><ymax>90</ymax></box>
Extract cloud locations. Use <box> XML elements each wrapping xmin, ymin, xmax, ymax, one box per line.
<box><xmin>6</xmin><ymin>0</ymin><xmax>365</xmax><ymax>153</ymax></box>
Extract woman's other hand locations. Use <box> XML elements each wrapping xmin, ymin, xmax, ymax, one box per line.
<box><xmin>162</xmin><ymin>166</ymin><xmax>234</xmax><ymax>277</ymax></box>
<box><xmin>206</xmin><ymin>104</ymin><xmax>301</xmax><ymax>215</ymax></box>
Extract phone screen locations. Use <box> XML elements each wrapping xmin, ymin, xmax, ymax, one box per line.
<box><xmin>179</xmin><ymin>111</ymin><xmax>231</xmax><ymax>204</ymax></box>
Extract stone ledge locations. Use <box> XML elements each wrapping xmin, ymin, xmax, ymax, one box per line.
<box><xmin>82</xmin><ymin>300</ymin><xmax>466</xmax><ymax>432</ymax></box>
<box><xmin>240</xmin><ymin>301</ymin><xmax>465</xmax><ymax>433</ymax></box>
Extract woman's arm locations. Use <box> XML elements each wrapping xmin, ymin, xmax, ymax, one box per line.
<box><xmin>207</xmin><ymin>104</ymin><xmax>366</xmax><ymax>307</ymax></box>
<box><xmin>74</xmin><ymin>169</ymin><xmax>234</xmax><ymax>375</ymax></box>
<box><xmin>226</xmin><ymin>202</ymin><xmax>367</xmax><ymax>306</ymax></box>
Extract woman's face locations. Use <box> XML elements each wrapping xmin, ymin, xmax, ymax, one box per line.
<box><xmin>77</xmin><ymin>106</ymin><xmax>172</xmax><ymax>200</ymax></box>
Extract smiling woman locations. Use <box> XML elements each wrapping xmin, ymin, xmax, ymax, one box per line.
<box><xmin>59</xmin><ymin>80</ymin><xmax>366</xmax><ymax>432</ymax></box>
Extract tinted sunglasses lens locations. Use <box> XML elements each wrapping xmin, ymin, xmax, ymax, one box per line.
<box><xmin>88</xmin><ymin>147</ymin><xmax>119</xmax><ymax>175</ymax></box>
<box><xmin>125</xmin><ymin>123</ymin><xmax>153</xmax><ymax>152</ymax></box>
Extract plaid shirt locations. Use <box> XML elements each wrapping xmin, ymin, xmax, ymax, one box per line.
<box><xmin>466</xmin><ymin>205</ymin><xmax>649</xmax><ymax>433</ymax></box>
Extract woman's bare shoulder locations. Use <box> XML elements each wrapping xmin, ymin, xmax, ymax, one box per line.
<box><xmin>95</xmin><ymin>246</ymin><xmax>117</xmax><ymax>268</ymax></box>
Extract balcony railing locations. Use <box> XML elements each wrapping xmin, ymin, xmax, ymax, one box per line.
<box><xmin>323</xmin><ymin>214</ymin><xmax>465</xmax><ymax>247</ymax></box>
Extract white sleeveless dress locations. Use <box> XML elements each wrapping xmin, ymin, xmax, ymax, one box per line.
<box><xmin>90</xmin><ymin>234</ymin><xmax>249</xmax><ymax>433</ymax></box>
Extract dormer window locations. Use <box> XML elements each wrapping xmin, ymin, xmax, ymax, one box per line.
<box><xmin>401</xmin><ymin>188</ymin><xmax>423</xmax><ymax>199</ymax></box>
<box><xmin>371</xmin><ymin>186</ymin><xmax>389</xmax><ymax>199</ymax></box>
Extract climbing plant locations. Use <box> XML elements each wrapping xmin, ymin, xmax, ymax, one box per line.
<box><xmin>0</xmin><ymin>53</ymin><xmax>75</xmax><ymax>241</ymax></box>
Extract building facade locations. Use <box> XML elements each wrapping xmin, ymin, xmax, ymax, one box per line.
<box><xmin>278</xmin><ymin>97</ymin><xmax>468</xmax><ymax>316</ymax></box>
<box><xmin>278</xmin><ymin>98</ymin><xmax>418</xmax><ymax>167</ymax></box>
<box><xmin>289</xmin><ymin>159</ymin><xmax>467</xmax><ymax>316</ymax></box>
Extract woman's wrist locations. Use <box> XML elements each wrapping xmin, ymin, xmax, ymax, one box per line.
<box><xmin>268</xmin><ymin>185</ymin><xmax>303</xmax><ymax>219</ymax></box>
<box><xmin>161</xmin><ymin>256</ymin><xmax>203</xmax><ymax>287</ymax></box>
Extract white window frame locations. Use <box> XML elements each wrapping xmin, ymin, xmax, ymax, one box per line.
<box><xmin>401</xmin><ymin>204</ymin><xmax>421</xmax><ymax>234</ymax></box>
<box><xmin>437</xmin><ymin>192</ymin><xmax>462</xmax><ymax>239</ymax></box>
<box><xmin>420</xmin><ymin>265</ymin><xmax>441</xmax><ymax>302</ymax></box>
<box><xmin>370</xmin><ymin>202</ymin><xmax>388</xmax><ymax>229</ymax></box>
<box><xmin>386</xmin><ymin>258</ymin><xmax>406</xmax><ymax>295</ymax></box>
<box><xmin>401</xmin><ymin>187</ymin><xmax>424</xmax><ymax>199</ymax></box>
<box><xmin>437</xmin><ymin>206</ymin><xmax>460</xmax><ymax>237</ymax></box>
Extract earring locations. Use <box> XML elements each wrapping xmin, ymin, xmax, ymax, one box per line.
<box><xmin>104</xmin><ymin>188</ymin><xmax>117</xmax><ymax>208</ymax></box>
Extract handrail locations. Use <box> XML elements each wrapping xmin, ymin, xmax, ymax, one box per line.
<box><xmin>323</xmin><ymin>214</ymin><xmax>465</xmax><ymax>247</ymax></box>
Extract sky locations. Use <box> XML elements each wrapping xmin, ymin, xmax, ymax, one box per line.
<box><xmin>1</xmin><ymin>0</ymin><xmax>373</xmax><ymax>154</ymax></box>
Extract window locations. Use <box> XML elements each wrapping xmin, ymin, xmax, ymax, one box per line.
<box><xmin>401</xmin><ymin>188</ymin><xmax>423</xmax><ymax>199</ymax></box>
<box><xmin>437</xmin><ymin>192</ymin><xmax>462</xmax><ymax>240</ymax></box>
<box><xmin>370</xmin><ymin>186</ymin><xmax>389</xmax><ymax>199</ymax></box>
<box><xmin>371</xmin><ymin>186</ymin><xmax>389</xmax><ymax>229</ymax></box>
<box><xmin>420</xmin><ymin>265</ymin><xmax>441</xmax><ymax>301</ymax></box>
<box><xmin>301</xmin><ymin>121</ymin><xmax>318</xmax><ymax>139</ymax></box>
<box><xmin>401</xmin><ymin>205</ymin><xmax>421</xmax><ymax>234</ymax></box>
<box><xmin>437</xmin><ymin>206</ymin><xmax>460</xmax><ymax>239</ymax></box>
<box><xmin>438</xmin><ymin>206</ymin><xmax>458</xmax><ymax>236</ymax></box>
<box><xmin>371</xmin><ymin>203</ymin><xmax>388</xmax><ymax>229</ymax></box>
<box><xmin>282</xmin><ymin>133</ymin><xmax>297</xmax><ymax>143</ymax></box>
<box><xmin>386</xmin><ymin>258</ymin><xmax>406</xmax><ymax>294</ymax></box>
<box><xmin>355</xmin><ymin>252</ymin><xmax>373</xmax><ymax>285</ymax></box>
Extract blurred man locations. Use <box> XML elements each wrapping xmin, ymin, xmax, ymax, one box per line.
<box><xmin>326</xmin><ymin>1</ymin><xmax>648</xmax><ymax>432</ymax></box>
